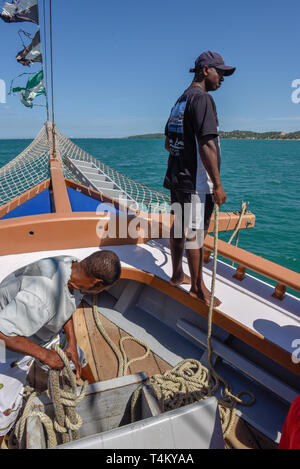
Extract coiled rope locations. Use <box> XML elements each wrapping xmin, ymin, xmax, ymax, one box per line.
<box><xmin>92</xmin><ymin>297</ymin><xmax>151</xmax><ymax>377</ymax></box>
<box><xmin>12</xmin><ymin>387</ymin><xmax>57</xmax><ymax>449</ymax></box>
<box><xmin>11</xmin><ymin>344</ymin><xmax>88</xmax><ymax>449</ymax></box>
<box><xmin>47</xmin><ymin>344</ymin><xmax>88</xmax><ymax>444</ymax></box>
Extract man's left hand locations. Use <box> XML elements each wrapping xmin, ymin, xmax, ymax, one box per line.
<box><xmin>214</xmin><ymin>183</ymin><xmax>227</xmax><ymax>206</ymax></box>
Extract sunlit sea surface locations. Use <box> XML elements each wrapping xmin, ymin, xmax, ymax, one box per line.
<box><xmin>1</xmin><ymin>137</ymin><xmax>299</xmax><ymax>296</ymax></box>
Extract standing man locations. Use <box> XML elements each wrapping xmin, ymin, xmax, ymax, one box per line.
<box><xmin>164</xmin><ymin>51</ymin><xmax>235</xmax><ymax>306</ymax></box>
<box><xmin>0</xmin><ymin>250</ymin><xmax>121</xmax><ymax>444</ymax></box>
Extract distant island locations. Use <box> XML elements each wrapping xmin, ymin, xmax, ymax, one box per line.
<box><xmin>127</xmin><ymin>130</ymin><xmax>300</xmax><ymax>140</ymax></box>
<box><xmin>219</xmin><ymin>130</ymin><xmax>300</xmax><ymax>140</ymax></box>
<box><xmin>127</xmin><ymin>133</ymin><xmax>166</xmax><ymax>139</ymax></box>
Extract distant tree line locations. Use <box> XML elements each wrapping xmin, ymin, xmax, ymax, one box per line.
<box><xmin>127</xmin><ymin>130</ymin><xmax>300</xmax><ymax>140</ymax></box>
<box><xmin>126</xmin><ymin>133</ymin><xmax>165</xmax><ymax>139</ymax></box>
<box><xmin>219</xmin><ymin>130</ymin><xmax>300</xmax><ymax>140</ymax></box>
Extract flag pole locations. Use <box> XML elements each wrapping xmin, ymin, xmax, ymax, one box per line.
<box><xmin>43</xmin><ymin>0</ymin><xmax>50</xmax><ymax>122</ymax></box>
<box><xmin>49</xmin><ymin>0</ymin><xmax>56</xmax><ymax>156</ymax></box>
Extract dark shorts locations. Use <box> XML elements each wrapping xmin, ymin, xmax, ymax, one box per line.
<box><xmin>170</xmin><ymin>190</ymin><xmax>215</xmax><ymax>232</ymax></box>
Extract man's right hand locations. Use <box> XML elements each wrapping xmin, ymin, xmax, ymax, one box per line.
<box><xmin>42</xmin><ymin>349</ymin><xmax>64</xmax><ymax>370</ymax></box>
<box><xmin>0</xmin><ymin>332</ymin><xmax>65</xmax><ymax>371</ymax></box>
<box><xmin>214</xmin><ymin>184</ymin><xmax>227</xmax><ymax>206</ymax></box>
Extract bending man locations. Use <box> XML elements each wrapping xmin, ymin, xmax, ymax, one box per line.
<box><xmin>0</xmin><ymin>250</ymin><xmax>121</xmax><ymax>443</ymax></box>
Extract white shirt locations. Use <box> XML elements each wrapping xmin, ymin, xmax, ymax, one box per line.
<box><xmin>0</xmin><ymin>256</ymin><xmax>83</xmax><ymax>347</ymax></box>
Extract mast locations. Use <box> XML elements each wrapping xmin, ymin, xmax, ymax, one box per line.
<box><xmin>42</xmin><ymin>0</ymin><xmax>50</xmax><ymax>121</ymax></box>
<box><xmin>45</xmin><ymin>0</ymin><xmax>71</xmax><ymax>214</ymax></box>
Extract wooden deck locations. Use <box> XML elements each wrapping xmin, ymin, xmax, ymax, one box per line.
<box><xmin>73</xmin><ymin>301</ymin><xmax>172</xmax><ymax>382</ymax></box>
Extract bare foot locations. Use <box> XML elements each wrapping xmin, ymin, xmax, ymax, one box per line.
<box><xmin>170</xmin><ymin>272</ymin><xmax>191</xmax><ymax>287</ymax></box>
<box><xmin>189</xmin><ymin>287</ymin><xmax>221</xmax><ymax>308</ymax></box>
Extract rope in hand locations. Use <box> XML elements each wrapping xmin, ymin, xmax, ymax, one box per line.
<box><xmin>12</xmin><ymin>344</ymin><xmax>88</xmax><ymax>449</ymax></box>
<box><xmin>204</xmin><ymin>203</ymin><xmax>255</xmax><ymax>435</ymax></box>
<box><xmin>47</xmin><ymin>344</ymin><xmax>88</xmax><ymax>445</ymax></box>
<box><xmin>96</xmin><ymin>203</ymin><xmax>255</xmax><ymax>438</ymax></box>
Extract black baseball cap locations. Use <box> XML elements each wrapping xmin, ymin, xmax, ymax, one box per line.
<box><xmin>190</xmin><ymin>51</ymin><xmax>236</xmax><ymax>76</ymax></box>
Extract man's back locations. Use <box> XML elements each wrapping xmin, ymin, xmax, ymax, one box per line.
<box><xmin>164</xmin><ymin>86</ymin><xmax>221</xmax><ymax>195</ymax></box>
<box><xmin>0</xmin><ymin>256</ymin><xmax>82</xmax><ymax>348</ymax></box>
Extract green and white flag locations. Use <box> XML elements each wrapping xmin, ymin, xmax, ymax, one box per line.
<box><xmin>12</xmin><ymin>69</ymin><xmax>45</xmax><ymax>108</ymax></box>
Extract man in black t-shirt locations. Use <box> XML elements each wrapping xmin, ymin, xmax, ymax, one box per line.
<box><xmin>164</xmin><ymin>51</ymin><xmax>235</xmax><ymax>306</ymax></box>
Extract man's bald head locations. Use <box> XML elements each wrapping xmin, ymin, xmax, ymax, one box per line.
<box><xmin>81</xmin><ymin>250</ymin><xmax>121</xmax><ymax>287</ymax></box>
<box><xmin>69</xmin><ymin>250</ymin><xmax>121</xmax><ymax>295</ymax></box>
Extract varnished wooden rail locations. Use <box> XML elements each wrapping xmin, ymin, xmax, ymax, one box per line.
<box><xmin>0</xmin><ymin>179</ymin><xmax>51</xmax><ymax>219</ymax></box>
<box><xmin>120</xmin><ymin>266</ymin><xmax>300</xmax><ymax>377</ymax></box>
<box><xmin>204</xmin><ymin>235</ymin><xmax>300</xmax><ymax>298</ymax></box>
<box><xmin>47</xmin><ymin>122</ymin><xmax>72</xmax><ymax>214</ymax></box>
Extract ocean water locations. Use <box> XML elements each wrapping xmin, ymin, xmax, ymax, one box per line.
<box><xmin>0</xmin><ymin>137</ymin><xmax>299</xmax><ymax>296</ymax></box>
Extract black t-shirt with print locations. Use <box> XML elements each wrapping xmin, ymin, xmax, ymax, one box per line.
<box><xmin>164</xmin><ymin>86</ymin><xmax>221</xmax><ymax>193</ymax></box>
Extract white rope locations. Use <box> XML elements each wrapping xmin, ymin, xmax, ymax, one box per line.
<box><xmin>12</xmin><ymin>388</ymin><xmax>57</xmax><ymax>449</ymax></box>
<box><xmin>12</xmin><ymin>344</ymin><xmax>88</xmax><ymax>449</ymax></box>
<box><xmin>130</xmin><ymin>204</ymin><xmax>255</xmax><ymax>438</ymax></box>
<box><xmin>227</xmin><ymin>201</ymin><xmax>248</xmax><ymax>245</ymax></box>
<box><xmin>92</xmin><ymin>296</ymin><xmax>151</xmax><ymax>377</ymax></box>
<box><xmin>47</xmin><ymin>344</ymin><xmax>88</xmax><ymax>444</ymax></box>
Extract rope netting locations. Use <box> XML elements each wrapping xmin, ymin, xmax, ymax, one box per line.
<box><xmin>55</xmin><ymin>128</ymin><xmax>171</xmax><ymax>213</ymax></box>
<box><xmin>0</xmin><ymin>123</ymin><xmax>171</xmax><ymax>213</ymax></box>
<box><xmin>0</xmin><ymin>126</ymin><xmax>50</xmax><ymax>207</ymax></box>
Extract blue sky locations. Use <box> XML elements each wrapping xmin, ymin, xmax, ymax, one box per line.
<box><xmin>0</xmin><ymin>0</ymin><xmax>300</xmax><ymax>138</ymax></box>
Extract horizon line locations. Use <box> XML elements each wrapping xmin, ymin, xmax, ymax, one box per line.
<box><xmin>1</xmin><ymin>128</ymin><xmax>300</xmax><ymax>141</ymax></box>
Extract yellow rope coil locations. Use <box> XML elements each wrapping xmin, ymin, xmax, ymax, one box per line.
<box><xmin>47</xmin><ymin>344</ymin><xmax>88</xmax><ymax>444</ymax></box>
<box><xmin>12</xmin><ymin>389</ymin><xmax>58</xmax><ymax>449</ymax></box>
<box><xmin>12</xmin><ymin>344</ymin><xmax>88</xmax><ymax>448</ymax></box>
